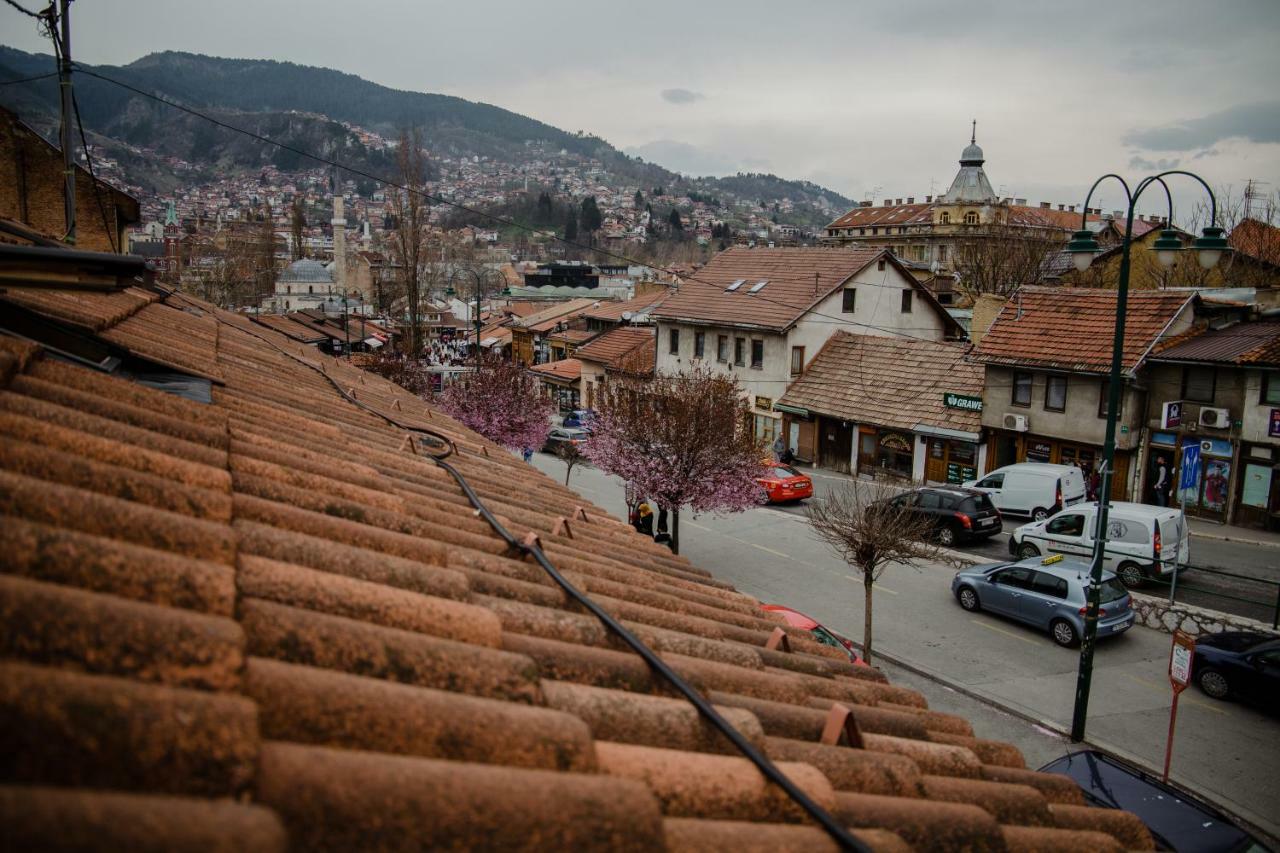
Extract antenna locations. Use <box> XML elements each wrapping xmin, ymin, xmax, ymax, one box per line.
<box><xmin>971</xmin><ymin>119</ymin><xmax>977</xmax><ymax>144</ymax></box>
<box><xmin>1244</xmin><ymin>179</ymin><xmax>1272</xmax><ymax>222</ymax></box>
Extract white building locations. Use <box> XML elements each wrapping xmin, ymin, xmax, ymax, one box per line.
<box><xmin>651</xmin><ymin>246</ymin><xmax>963</xmax><ymax>445</ymax></box>
<box><xmin>269</xmin><ymin>258</ymin><xmax>336</xmax><ymax>313</ymax></box>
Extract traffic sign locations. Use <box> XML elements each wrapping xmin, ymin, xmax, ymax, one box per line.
<box><xmin>1164</xmin><ymin>631</ymin><xmax>1196</xmax><ymax>783</ymax></box>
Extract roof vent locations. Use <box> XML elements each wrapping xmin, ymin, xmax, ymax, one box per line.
<box><xmin>748</xmin><ymin>280</ymin><xmax>768</xmax><ymax>293</ymax></box>
<box><xmin>725</xmin><ymin>279</ymin><xmax>746</xmax><ymax>292</ymax></box>
<box><xmin>907</xmin><ymin>197</ymin><xmax>915</xmax><ymax>204</ymax></box>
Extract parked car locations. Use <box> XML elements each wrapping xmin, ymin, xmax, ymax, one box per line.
<box><xmin>1008</xmin><ymin>501</ymin><xmax>1190</xmax><ymax>589</ymax></box>
<box><xmin>963</xmin><ymin>462</ymin><xmax>1086</xmax><ymax>521</ymax></box>
<box><xmin>1038</xmin><ymin>750</ymin><xmax>1268</xmax><ymax>853</ymax></box>
<box><xmin>561</xmin><ymin>409</ymin><xmax>595</xmax><ymax>429</ymax></box>
<box><xmin>881</xmin><ymin>486</ymin><xmax>1001</xmax><ymax>546</ymax></box>
<box><xmin>757</xmin><ymin>463</ymin><xmax>813</xmax><ymax>504</ymax></box>
<box><xmin>1193</xmin><ymin>630</ymin><xmax>1280</xmax><ymax>709</ymax></box>
<box><xmin>760</xmin><ymin>604</ymin><xmax>866</xmax><ymax>666</ymax></box>
<box><xmin>542</xmin><ymin>426</ymin><xmax>590</xmax><ymax>454</ymax></box>
<box><xmin>951</xmin><ymin>555</ymin><xmax>1135</xmax><ymax>647</ymax></box>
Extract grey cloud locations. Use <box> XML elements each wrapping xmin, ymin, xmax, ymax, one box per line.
<box><xmin>1124</xmin><ymin>101</ymin><xmax>1280</xmax><ymax>151</ymax></box>
<box><xmin>624</xmin><ymin>139</ymin><xmax>736</xmax><ymax>176</ymax></box>
<box><xmin>1128</xmin><ymin>155</ymin><xmax>1181</xmax><ymax>171</ymax></box>
<box><xmin>660</xmin><ymin>88</ymin><xmax>703</xmax><ymax>105</ymax></box>
<box><xmin>1192</xmin><ymin>148</ymin><xmax>1220</xmax><ymax>160</ymax></box>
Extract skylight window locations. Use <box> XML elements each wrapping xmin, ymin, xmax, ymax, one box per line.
<box><xmin>725</xmin><ymin>279</ymin><xmax>746</xmax><ymax>292</ymax></box>
<box><xmin>748</xmin><ymin>280</ymin><xmax>768</xmax><ymax>293</ymax></box>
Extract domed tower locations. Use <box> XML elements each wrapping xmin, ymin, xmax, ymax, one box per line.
<box><xmin>939</xmin><ymin>121</ymin><xmax>997</xmax><ymax>204</ymax></box>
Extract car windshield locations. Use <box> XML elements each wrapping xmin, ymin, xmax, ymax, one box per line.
<box><xmin>770</xmin><ymin>465</ymin><xmax>800</xmax><ymax>478</ymax></box>
<box><xmin>1099</xmin><ymin>578</ymin><xmax>1129</xmax><ymax>604</ymax></box>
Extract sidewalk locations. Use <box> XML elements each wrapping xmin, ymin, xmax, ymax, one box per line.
<box><xmin>1186</xmin><ymin>515</ymin><xmax>1280</xmax><ymax>549</ymax></box>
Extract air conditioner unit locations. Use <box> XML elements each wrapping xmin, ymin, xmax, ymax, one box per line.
<box><xmin>1198</xmin><ymin>407</ymin><xmax>1230</xmax><ymax>429</ymax></box>
<box><xmin>1003</xmin><ymin>413</ymin><xmax>1029</xmax><ymax>432</ymax></box>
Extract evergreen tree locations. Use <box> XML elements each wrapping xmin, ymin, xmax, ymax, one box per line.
<box><xmin>535</xmin><ymin>192</ymin><xmax>554</xmax><ymax>225</ymax></box>
<box><xmin>634</xmin><ymin>189</ymin><xmax>644</xmax><ymax>208</ymax></box>
<box><xmin>668</xmin><ymin>208</ymin><xmax>684</xmax><ymax>231</ymax></box>
<box><xmin>580</xmin><ymin>196</ymin><xmax>603</xmax><ymax>233</ymax></box>
<box><xmin>564</xmin><ymin>209</ymin><xmax>579</xmax><ymax>243</ymax></box>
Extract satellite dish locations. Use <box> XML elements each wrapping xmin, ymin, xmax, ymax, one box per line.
<box><xmin>622</xmin><ymin>311</ymin><xmax>634</xmax><ymax>321</ymax></box>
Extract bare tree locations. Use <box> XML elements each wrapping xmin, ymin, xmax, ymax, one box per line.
<box><xmin>390</xmin><ymin>127</ymin><xmax>430</xmax><ymax>355</ymax></box>
<box><xmin>806</xmin><ymin>482</ymin><xmax>949</xmax><ymax>664</ymax></box>
<box><xmin>290</xmin><ymin>196</ymin><xmax>306</xmax><ymax>261</ymax></box>
<box><xmin>1180</xmin><ymin>183</ymin><xmax>1280</xmax><ymax>290</ymax></box>
<box><xmin>952</xmin><ymin>225</ymin><xmax>1066</xmax><ymax>301</ymax></box>
<box><xmin>557</xmin><ymin>440</ymin><xmax>585</xmax><ymax>487</ymax></box>
<box><xmin>258</xmin><ymin>203</ymin><xmax>278</xmax><ymax>302</ymax></box>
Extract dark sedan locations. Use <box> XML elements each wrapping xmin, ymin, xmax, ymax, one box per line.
<box><xmin>541</xmin><ymin>426</ymin><xmax>590</xmax><ymax>454</ymax></box>
<box><xmin>884</xmin><ymin>486</ymin><xmax>1002</xmax><ymax>546</ymax></box>
<box><xmin>1193</xmin><ymin>630</ymin><xmax>1280</xmax><ymax>709</ymax></box>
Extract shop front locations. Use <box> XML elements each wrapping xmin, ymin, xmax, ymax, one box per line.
<box><xmin>987</xmin><ymin>432</ymin><xmax>1128</xmax><ymax>500</ymax></box>
<box><xmin>924</xmin><ymin>436</ymin><xmax>980</xmax><ymax>485</ymax></box>
<box><xmin>751</xmin><ymin>396</ymin><xmax>781</xmax><ymax>448</ymax></box>
<box><xmin>857</xmin><ymin>427</ymin><xmax>915</xmax><ymax>479</ymax></box>
<box><xmin>776</xmin><ymin>404</ymin><xmax>816</xmax><ymax>464</ymax></box>
<box><xmin>1172</xmin><ymin>436</ymin><xmax>1234</xmax><ymax>522</ymax></box>
<box><xmin>1235</xmin><ymin>443</ymin><xmax>1280</xmax><ymax>531</ymax></box>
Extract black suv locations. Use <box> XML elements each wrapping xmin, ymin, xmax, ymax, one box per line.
<box><xmin>886</xmin><ymin>486</ymin><xmax>1002</xmax><ymax>546</ymax></box>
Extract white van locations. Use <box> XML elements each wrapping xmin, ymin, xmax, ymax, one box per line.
<box><xmin>1008</xmin><ymin>501</ymin><xmax>1190</xmax><ymax>589</ymax></box>
<box><xmin>963</xmin><ymin>463</ymin><xmax>1086</xmax><ymax>521</ymax></box>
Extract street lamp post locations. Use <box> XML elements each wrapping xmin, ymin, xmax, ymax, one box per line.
<box><xmin>447</xmin><ymin>268</ymin><xmax>516</xmax><ymax>371</ymax></box>
<box><xmin>1065</xmin><ymin>170</ymin><xmax>1228</xmax><ymax>743</ymax></box>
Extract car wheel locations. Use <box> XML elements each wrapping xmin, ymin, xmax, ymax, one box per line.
<box><xmin>1117</xmin><ymin>562</ymin><xmax>1145</xmax><ymax>590</ymax></box>
<box><xmin>937</xmin><ymin>525</ymin><xmax>956</xmax><ymax>547</ymax></box>
<box><xmin>956</xmin><ymin>586</ymin><xmax>980</xmax><ymax>612</ymax></box>
<box><xmin>1051</xmin><ymin>619</ymin><xmax>1079</xmax><ymax>648</ymax></box>
<box><xmin>1197</xmin><ymin>667</ymin><xmax>1230</xmax><ymax>700</ymax></box>
<box><xmin>1017</xmin><ymin>542</ymin><xmax>1041</xmax><ymax>559</ymax></box>
<box><xmin>1032</xmin><ymin>507</ymin><xmax>1050</xmax><ymax>522</ymax></box>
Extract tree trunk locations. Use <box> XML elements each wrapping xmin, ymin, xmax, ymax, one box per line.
<box><xmin>863</xmin><ymin>573</ymin><xmax>874</xmax><ymax>665</ymax></box>
<box><xmin>564</xmin><ymin>463</ymin><xmax>572</xmax><ymax>486</ymax></box>
<box><xmin>671</xmin><ymin>508</ymin><xmax>680</xmax><ymax>555</ymax></box>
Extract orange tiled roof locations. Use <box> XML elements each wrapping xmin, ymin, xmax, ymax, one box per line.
<box><xmin>575</xmin><ymin>326</ymin><xmax>656</xmax><ymax>372</ymax></box>
<box><xmin>546</xmin><ymin>329</ymin><xmax>601</xmax><ymax>345</ymax></box>
<box><xmin>780</xmin><ymin>333</ymin><xmax>983</xmax><ymax>435</ymax></box>
<box><xmin>0</xmin><ymin>270</ymin><xmax>1153</xmax><ymax>850</ymax></box>
<box><xmin>250</xmin><ymin>314</ymin><xmax>329</xmax><ymax>344</ymax></box>
<box><xmin>652</xmin><ymin>247</ymin><xmax>889</xmax><ymax>331</ymax></box>
<box><xmin>1151</xmin><ymin>319</ymin><xmax>1280</xmax><ymax>367</ymax></box>
<box><xmin>515</xmin><ymin>298</ymin><xmax>601</xmax><ymax>334</ymax></box>
<box><xmin>529</xmin><ymin>357</ymin><xmax>582</xmax><ymax>382</ymax></box>
<box><xmin>973</xmin><ymin>287</ymin><xmax>1193</xmax><ymax>374</ymax></box>
<box><xmin>1229</xmin><ymin>218</ymin><xmax>1280</xmax><ymax>262</ymax></box>
<box><xmin>581</xmin><ymin>289</ymin><xmax>672</xmax><ymax>322</ymax></box>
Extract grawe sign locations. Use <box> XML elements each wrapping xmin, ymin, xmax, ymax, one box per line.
<box><xmin>1163</xmin><ymin>631</ymin><xmax>1196</xmax><ymax>783</ymax></box>
<box><xmin>943</xmin><ymin>392</ymin><xmax>983</xmax><ymax>412</ymax></box>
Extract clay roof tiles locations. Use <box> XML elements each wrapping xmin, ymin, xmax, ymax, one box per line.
<box><xmin>581</xmin><ymin>289</ymin><xmax>673</xmax><ymax>322</ymax></box>
<box><xmin>1150</xmin><ymin>319</ymin><xmax>1280</xmax><ymax>367</ymax></box>
<box><xmin>972</xmin><ymin>287</ymin><xmax>1193</xmax><ymax>375</ymax></box>
<box><xmin>0</xmin><ymin>273</ymin><xmax>1153</xmax><ymax>851</ymax></box>
<box><xmin>779</xmin><ymin>333</ymin><xmax>983</xmax><ymax>435</ymax></box>
<box><xmin>529</xmin><ymin>357</ymin><xmax>582</xmax><ymax>382</ymax></box>
<box><xmin>574</xmin><ymin>326</ymin><xmax>657</xmax><ymax>372</ymax></box>
<box><xmin>652</xmin><ymin>247</ymin><xmax>889</xmax><ymax>331</ymax></box>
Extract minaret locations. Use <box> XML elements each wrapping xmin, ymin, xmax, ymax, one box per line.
<box><xmin>332</xmin><ymin>188</ymin><xmax>347</xmax><ymax>293</ymax></box>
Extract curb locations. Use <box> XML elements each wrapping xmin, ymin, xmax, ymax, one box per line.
<box><xmin>1190</xmin><ymin>530</ymin><xmax>1280</xmax><ymax>550</ymax></box>
<box><xmin>872</xmin><ymin>644</ymin><xmax>1279</xmax><ymax>847</ymax></box>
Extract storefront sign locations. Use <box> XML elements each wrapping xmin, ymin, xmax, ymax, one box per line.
<box><xmin>1026</xmin><ymin>440</ymin><xmax>1053</xmax><ymax>462</ymax></box>
<box><xmin>946</xmin><ymin>462</ymin><xmax>977</xmax><ymax>484</ymax></box>
<box><xmin>943</xmin><ymin>392</ymin><xmax>983</xmax><ymax>412</ymax></box>
<box><xmin>755</xmin><ymin>396</ymin><xmax>773</xmax><ymax>411</ymax></box>
<box><xmin>879</xmin><ymin>432</ymin><xmax>912</xmax><ymax>452</ymax></box>
<box><xmin>1161</xmin><ymin>401</ymin><xmax>1182</xmax><ymax>429</ymax></box>
<box><xmin>1270</xmin><ymin>408</ymin><xmax>1280</xmax><ymax>438</ymax></box>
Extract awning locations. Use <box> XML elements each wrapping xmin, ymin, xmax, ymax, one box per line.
<box><xmin>913</xmin><ymin>423</ymin><xmax>981</xmax><ymax>443</ymax></box>
<box><xmin>773</xmin><ymin>403</ymin><xmax>809</xmax><ymax>416</ymax></box>
<box><xmin>363</xmin><ymin>337</ymin><xmax>384</xmax><ymax>349</ymax></box>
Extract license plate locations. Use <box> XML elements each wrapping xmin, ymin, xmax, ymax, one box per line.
<box><xmin>980</xmin><ymin>517</ymin><xmax>998</xmax><ymax>526</ymax></box>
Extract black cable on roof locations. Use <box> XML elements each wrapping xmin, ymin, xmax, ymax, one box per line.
<box><xmin>208</xmin><ymin>309</ymin><xmax>866</xmax><ymax>851</ymax></box>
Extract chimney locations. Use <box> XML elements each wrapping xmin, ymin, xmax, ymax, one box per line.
<box><xmin>1040</xmin><ymin>202</ymin><xmax>1051</xmax><ymax>209</ymax></box>
<box><xmin>860</xmin><ymin>200</ymin><xmax>872</xmax><ymax>207</ymax></box>
<box><xmin>926</xmin><ymin>195</ymin><xmax>933</xmax><ymax>203</ymax></box>
<box><xmin>1058</xmin><ymin>204</ymin><xmax>1065</xmax><ymax>211</ymax></box>
<box><xmin>884</xmin><ymin>199</ymin><xmax>893</xmax><ymax>207</ymax></box>
<box><xmin>813</xmin><ymin>271</ymin><xmax>822</xmax><ymax>296</ymax></box>
<box><xmin>1112</xmin><ymin>210</ymin><xmax>1123</xmax><ymax>219</ymax></box>
<box><xmin>895</xmin><ymin>198</ymin><xmax>903</xmax><ymax>205</ymax></box>
<box><xmin>1068</xmin><ymin>205</ymin><xmax>1076</xmax><ymax>212</ymax></box>
<box><xmin>906</xmin><ymin>197</ymin><xmax>915</xmax><ymax>204</ymax></box>
<box><xmin>1015</xmin><ymin>198</ymin><xmax>1026</xmax><ymax>206</ymax></box>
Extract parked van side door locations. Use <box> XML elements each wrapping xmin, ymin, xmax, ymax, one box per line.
<box><xmin>972</xmin><ymin>471</ymin><xmax>1007</xmax><ymax>512</ymax></box>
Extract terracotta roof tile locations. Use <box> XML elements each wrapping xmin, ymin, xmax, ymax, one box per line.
<box><xmin>779</xmin><ymin>332</ymin><xmax>982</xmax><ymax>434</ymax></box>
<box><xmin>1151</xmin><ymin>318</ymin><xmax>1280</xmax><ymax>367</ymax></box>
<box><xmin>0</xmin><ymin>273</ymin><xmax>1151</xmax><ymax>850</ymax></box>
<box><xmin>581</xmin><ymin>289</ymin><xmax>672</xmax><ymax>322</ymax></box>
<box><xmin>973</xmin><ymin>287</ymin><xmax>1192</xmax><ymax>374</ymax></box>
<box><xmin>574</xmin><ymin>326</ymin><xmax>657</xmax><ymax>371</ymax></box>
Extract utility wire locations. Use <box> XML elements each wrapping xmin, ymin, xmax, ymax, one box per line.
<box><xmin>1</xmin><ymin>0</ymin><xmax>41</xmax><ymax>17</ymax></box>
<box><xmin>0</xmin><ymin>71</ymin><xmax>58</xmax><ymax>85</ymax></box>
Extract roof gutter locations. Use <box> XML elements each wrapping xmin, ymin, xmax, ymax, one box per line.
<box><xmin>0</xmin><ymin>243</ymin><xmax>148</xmax><ymax>292</ymax></box>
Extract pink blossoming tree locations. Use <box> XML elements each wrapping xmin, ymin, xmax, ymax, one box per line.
<box><xmin>584</xmin><ymin>365</ymin><xmax>765</xmax><ymax>553</ymax></box>
<box><xmin>439</xmin><ymin>356</ymin><xmax>554</xmax><ymax>452</ymax></box>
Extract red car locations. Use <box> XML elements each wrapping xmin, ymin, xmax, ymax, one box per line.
<box><xmin>757</xmin><ymin>463</ymin><xmax>813</xmax><ymax>503</ymax></box>
<box><xmin>761</xmin><ymin>604</ymin><xmax>867</xmax><ymax>666</ymax></box>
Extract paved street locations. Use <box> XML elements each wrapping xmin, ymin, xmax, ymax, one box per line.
<box><xmin>532</xmin><ymin>453</ymin><xmax>1280</xmax><ymax>843</ymax></box>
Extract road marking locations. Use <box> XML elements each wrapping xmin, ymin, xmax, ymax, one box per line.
<box><xmin>844</xmin><ymin>575</ymin><xmax>898</xmax><ymax>594</ymax></box>
<box><xmin>1121</xmin><ymin>673</ymin><xmax>1227</xmax><ymax>715</ymax></box>
<box><xmin>970</xmin><ymin>618</ymin><xmax>1040</xmax><ymax>646</ymax></box>
<box><xmin>685</xmin><ymin>521</ymin><xmax>710</xmax><ymax>531</ymax></box>
<box><xmin>751</xmin><ymin>543</ymin><xmax>791</xmax><ymax>559</ymax></box>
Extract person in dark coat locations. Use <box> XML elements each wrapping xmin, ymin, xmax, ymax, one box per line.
<box><xmin>633</xmin><ymin>502</ymin><xmax>654</xmax><ymax>537</ymax></box>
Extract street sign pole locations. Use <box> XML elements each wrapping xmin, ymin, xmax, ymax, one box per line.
<box><xmin>1164</xmin><ymin>630</ymin><xmax>1195</xmax><ymax>783</ymax></box>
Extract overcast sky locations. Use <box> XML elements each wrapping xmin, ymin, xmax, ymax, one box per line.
<box><xmin>5</xmin><ymin>0</ymin><xmax>1279</xmax><ymax>217</ymax></box>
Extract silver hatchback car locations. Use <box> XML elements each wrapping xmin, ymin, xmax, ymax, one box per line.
<box><xmin>951</xmin><ymin>555</ymin><xmax>1135</xmax><ymax>647</ymax></box>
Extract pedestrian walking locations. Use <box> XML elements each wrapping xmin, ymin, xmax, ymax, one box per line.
<box><xmin>772</xmin><ymin>436</ymin><xmax>785</xmax><ymax>461</ymax></box>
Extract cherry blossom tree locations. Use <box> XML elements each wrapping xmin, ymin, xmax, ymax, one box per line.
<box><xmin>439</xmin><ymin>355</ymin><xmax>554</xmax><ymax>452</ymax></box>
<box><xmin>584</xmin><ymin>365</ymin><xmax>765</xmax><ymax>554</ymax></box>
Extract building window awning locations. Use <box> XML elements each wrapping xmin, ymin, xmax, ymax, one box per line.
<box><xmin>913</xmin><ymin>423</ymin><xmax>981</xmax><ymax>443</ymax></box>
<box><xmin>774</xmin><ymin>403</ymin><xmax>809</xmax><ymax>416</ymax></box>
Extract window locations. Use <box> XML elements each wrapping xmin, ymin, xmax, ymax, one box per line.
<box><xmin>842</xmin><ymin>288</ymin><xmax>857</xmax><ymax>313</ymax></box>
<box><xmin>1046</xmin><ymin>513</ymin><xmax>1085</xmax><ymax>536</ymax></box>
<box><xmin>668</xmin><ymin>328</ymin><xmax>679</xmax><ymax>355</ymax></box>
<box><xmin>1097</xmin><ymin>382</ymin><xmax>1123</xmax><ymax>418</ymax></box>
<box><xmin>734</xmin><ymin>337</ymin><xmax>746</xmax><ymax>366</ymax></box>
<box><xmin>1030</xmin><ymin>572</ymin><xmax>1069</xmax><ymax>599</ymax></box>
<box><xmin>977</xmin><ymin>473</ymin><xmax>1004</xmax><ymax>489</ymax></box>
<box><xmin>1182</xmin><ymin>366</ymin><xmax>1215</xmax><ymax>403</ymax></box>
<box><xmin>917</xmin><ymin>492</ymin><xmax>941</xmax><ymax>510</ymax></box>
<box><xmin>964</xmin><ymin>211</ymin><xmax>979</xmax><ymax>225</ymax></box>
<box><xmin>1044</xmin><ymin>375</ymin><xmax>1067</xmax><ymax>412</ymax></box>
<box><xmin>717</xmin><ymin>334</ymin><xmax>729</xmax><ymax>362</ymax></box>
<box><xmin>725</xmin><ymin>279</ymin><xmax>746</xmax><ymax>292</ymax></box>
<box><xmin>1012</xmin><ymin>371</ymin><xmax>1033</xmax><ymax>407</ymax></box>
<box><xmin>694</xmin><ymin>331</ymin><xmax>705</xmax><ymax>358</ymax></box>
<box><xmin>877</xmin><ymin>259</ymin><xmax>886</xmax><ymax>271</ymax></box>
<box><xmin>751</xmin><ymin>339</ymin><xmax>764</xmax><ymax>369</ymax></box>
<box><xmin>900</xmin><ymin>290</ymin><xmax>913</xmax><ymax>313</ymax></box>
<box><xmin>1264</xmin><ymin>372</ymin><xmax>1280</xmax><ymax>405</ymax></box>
<box><xmin>939</xmin><ymin>244</ymin><xmax>948</xmax><ymax>262</ymax></box>
<box><xmin>994</xmin><ymin>567</ymin><xmax>1033</xmax><ymax>589</ymax></box>
<box><xmin>940</xmin><ymin>212</ymin><xmax>951</xmax><ymax>224</ymax></box>
<box><xmin>790</xmin><ymin>346</ymin><xmax>805</xmax><ymax>376</ymax></box>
